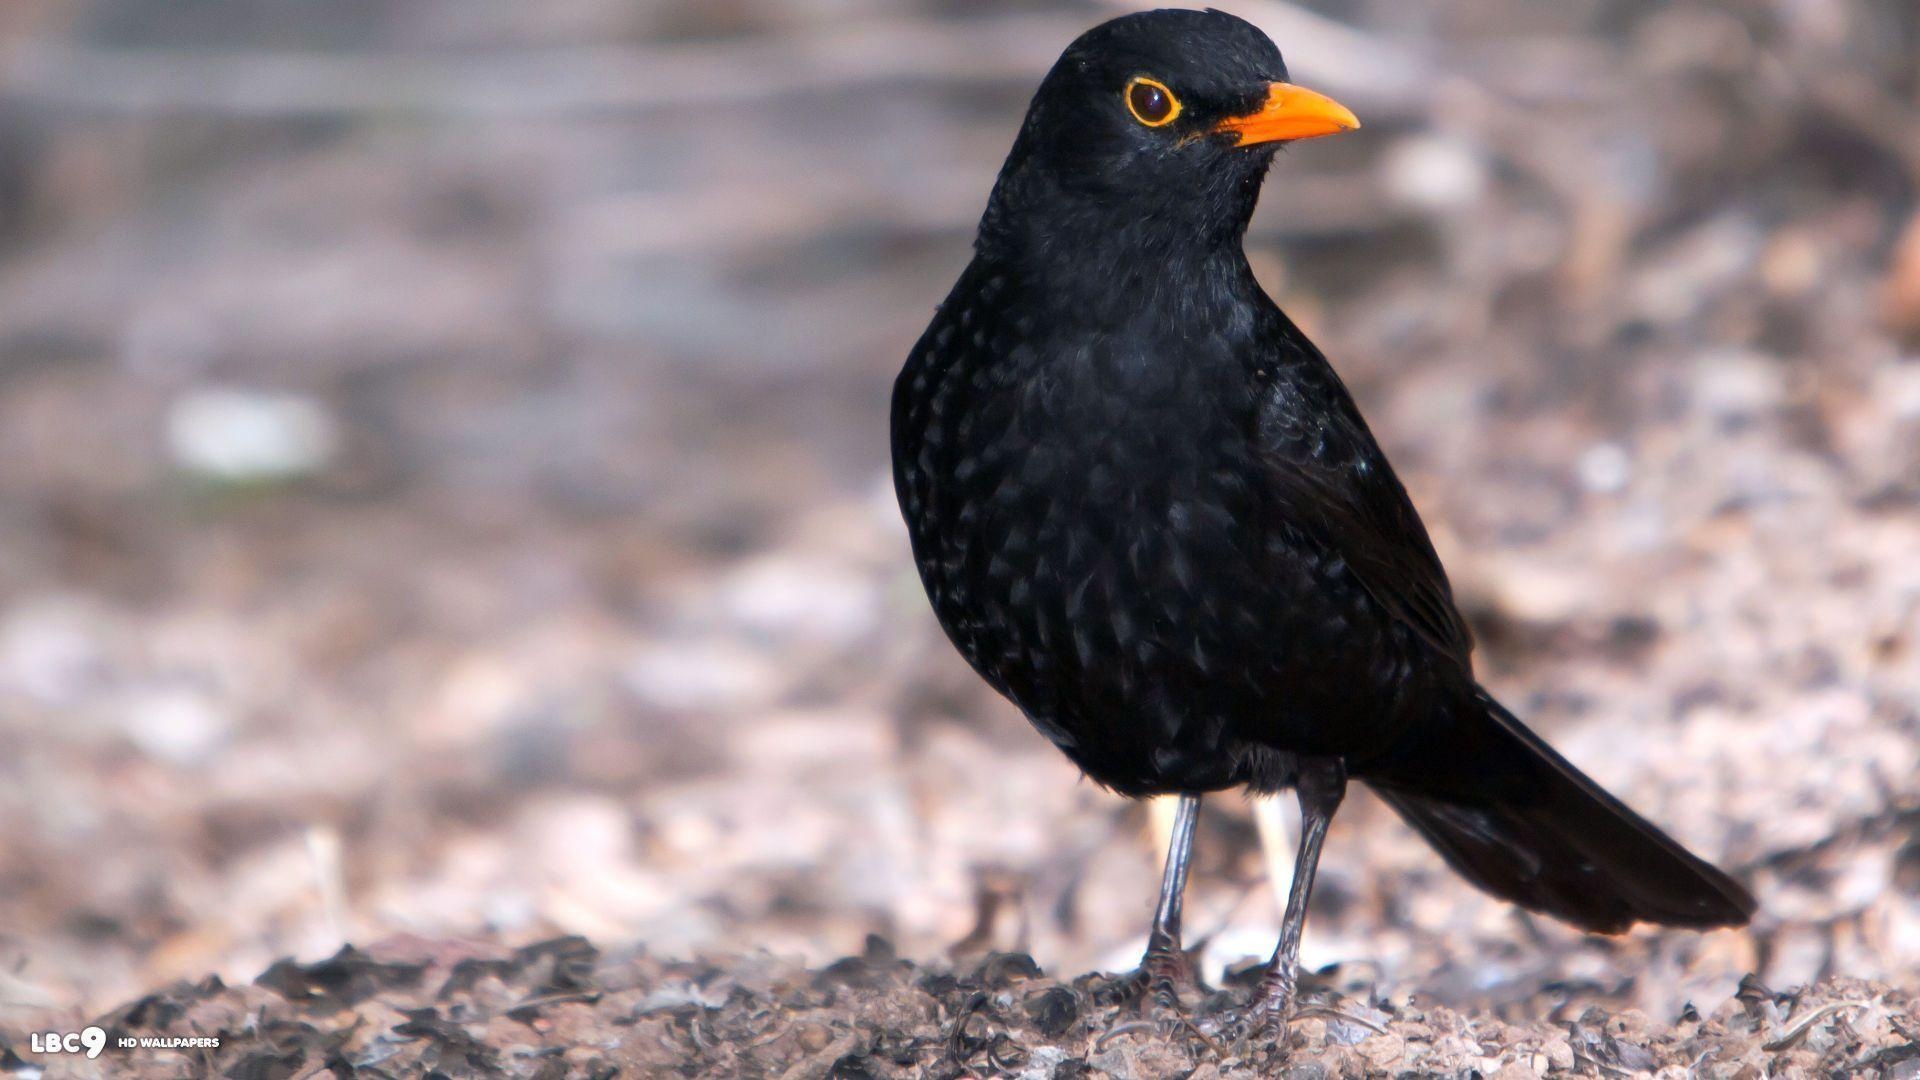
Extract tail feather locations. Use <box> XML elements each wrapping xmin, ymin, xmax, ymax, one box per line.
<box><xmin>1360</xmin><ymin>689</ymin><xmax>1754</xmax><ymax>934</ymax></box>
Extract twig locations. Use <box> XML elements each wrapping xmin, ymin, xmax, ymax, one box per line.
<box><xmin>305</xmin><ymin>824</ymin><xmax>348</xmax><ymax>951</ymax></box>
<box><xmin>1095</xmin><ymin>1020</ymin><xmax>1156</xmax><ymax>1050</ymax></box>
<box><xmin>1296</xmin><ymin>1003</ymin><xmax>1389</xmax><ymax>1035</ymax></box>
<box><xmin>1762</xmin><ymin>1000</ymin><xmax>1871</xmax><ymax>1053</ymax></box>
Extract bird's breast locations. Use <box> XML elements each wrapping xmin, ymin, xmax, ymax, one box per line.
<box><xmin>893</xmin><ymin>264</ymin><xmax>1440</xmax><ymax>793</ymax></box>
<box><xmin>896</xmin><ymin>317</ymin><xmax>1272</xmax><ymax>747</ymax></box>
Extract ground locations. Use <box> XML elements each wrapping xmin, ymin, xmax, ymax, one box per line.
<box><xmin>42</xmin><ymin>937</ymin><xmax>1920</xmax><ymax>1077</ymax></box>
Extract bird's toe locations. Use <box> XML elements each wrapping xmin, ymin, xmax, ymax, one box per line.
<box><xmin>1193</xmin><ymin>993</ymin><xmax>1289</xmax><ymax>1047</ymax></box>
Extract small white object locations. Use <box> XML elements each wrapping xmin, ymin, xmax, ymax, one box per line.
<box><xmin>1577</xmin><ymin>442</ymin><xmax>1632</xmax><ymax>494</ymax></box>
<box><xmin>166</xmin><ymin>386</ymin><xmax>339</xmax><ymax>482</ymax></box>
<box><xmin>123</xmin><ymin>688</ymin><xmax>231</xmax><ymax>765</ymax></box>
<box><xmin>1381</xmin><ymin>134</ymin><xmax>1488</xmax><ymax>213</ymax></box>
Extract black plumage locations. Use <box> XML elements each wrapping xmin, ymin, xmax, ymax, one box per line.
<box><xmin>890</xmin><ymin>8</ymin><xmax>1753</xmax><ymax>1027</ymax></box>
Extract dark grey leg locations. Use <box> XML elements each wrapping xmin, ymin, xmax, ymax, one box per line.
<box><xmin>1142</xmin><ymin>793</ymin><xmax>1200</xmax><ymax>1002</ymax></box>
<box><xmin>1252</xmin><ymin>758</ymin><xmax>1345</xmax><ymax>1016</ymax></box>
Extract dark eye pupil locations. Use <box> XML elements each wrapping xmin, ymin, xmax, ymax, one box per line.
<box><xmin>1130</xmin><ymin>83</ymin><xmax>1170</xmax><ymax>122</ymax></box>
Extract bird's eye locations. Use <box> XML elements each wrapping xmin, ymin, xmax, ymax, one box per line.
<box><xmin>1125</xmin><ymin>77</ymin><xmax>1181</xmax><ymax>127</ymax></box>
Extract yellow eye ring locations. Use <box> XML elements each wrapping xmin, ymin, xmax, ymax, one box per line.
<box><xmin>1125</xmin><ymin>76</ymin><xmax>1182</xmax><ymax>127</ymax></box>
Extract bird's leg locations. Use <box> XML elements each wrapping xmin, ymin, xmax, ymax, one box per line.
<box><xmin>1141</xmin><ymin>793</ymin><xmax>1200</xmax><ymax>1009</ymax></box>
<box><xmin>1248</xmin><ymin>758</ymin><xmax>1345</xmax><ymax>1023</ymax></box>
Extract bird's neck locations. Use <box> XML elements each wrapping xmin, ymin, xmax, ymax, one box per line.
<box><xmin>977</xmin><ymin>222</ymin><xmax>1265</xmax><ymax>332</ymax></box>
<box><xmin>974</xmin><ymin>155</ymin><xmax>1271</xmax><ymax>327</ymax></box>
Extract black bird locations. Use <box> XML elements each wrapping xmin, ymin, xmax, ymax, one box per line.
<box><xmin>890</xmin><ymin>8</ymin><xmax>1753</xmax><ymax>1029</ymax></box>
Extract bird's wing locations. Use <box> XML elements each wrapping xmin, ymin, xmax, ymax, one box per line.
<box><xmin>1252</xmin><ymin>349</ymin><xmax>1474</xmax><ymax>667</ymax></box>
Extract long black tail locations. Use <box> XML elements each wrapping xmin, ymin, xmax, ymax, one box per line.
<box><xmin>1359</xmin><ymin>687</ymin><xmax>1755</xmax><ymax>933</ymax></box>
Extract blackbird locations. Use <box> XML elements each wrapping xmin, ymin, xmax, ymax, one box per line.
<box><xmin>890</xmin><ymin>8</ymin><xmax>1754</xmax><ymax>1029</ymax></box>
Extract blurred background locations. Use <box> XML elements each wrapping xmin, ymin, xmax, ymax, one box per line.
<box><xmin>1</xmin><ymin>0</ymin><xmax>1918</xmax><ymax>1034</ymax></box>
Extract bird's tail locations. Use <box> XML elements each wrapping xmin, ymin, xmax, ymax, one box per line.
<box><xmin>1358</xmin><ymin>687</ymin><xmax>1755</xmax><ymax>933</ymax></box>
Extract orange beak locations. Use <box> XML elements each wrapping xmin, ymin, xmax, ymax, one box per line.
<box><xmin>1214</xmin><ymin>83</ymin><xmax>1360</xmax><ymax>146</ymax></box>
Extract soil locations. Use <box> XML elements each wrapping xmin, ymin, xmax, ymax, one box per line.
<box><xmin>56</xmin><ymin>936</ymin><xmax>1920</xmax><ymax>1078</ymax></box>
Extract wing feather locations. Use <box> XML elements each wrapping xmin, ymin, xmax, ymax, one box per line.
<box><xmin>1253</xmin><ymin>352</ymin><xmax>1473</xmax><ymax>667</ymax></box>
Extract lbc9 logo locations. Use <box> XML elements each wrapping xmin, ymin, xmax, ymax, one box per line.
<box><xmin>31</xmin><ymin>1025</ymin><xmax>107</xmax><ymax>1059</ymax></box>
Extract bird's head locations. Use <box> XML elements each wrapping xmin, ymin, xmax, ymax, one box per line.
<box><xmin>981</xmin><ymin>8</ymin><xmax>1357</xmax><ymax>260</ymax></box>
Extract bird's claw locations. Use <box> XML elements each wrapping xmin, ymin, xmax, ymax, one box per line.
<box><xmin>1146</xmin><ymin>983</ymin><xmax>1194</xmax><ymax>1041</ymax></box>
<box><xmin>1193</xmin><ymin>984</ymin><xmax>1295</xmax><ymax>1047</ymax></box>
<box><xmin>1193</xmin><ymin>1006</ymin><xmax>1271</xmax><ymax>1046</ymax></box>
<box><xmin>1114</xmin><ymin>982</ymin><xmax>1221</xmax><ymax>1052</ymax></box>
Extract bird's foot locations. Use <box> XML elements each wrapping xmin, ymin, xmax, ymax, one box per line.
<box><xmin>1142</xmin><ymin>970</ymin><xmax>1197</xmax><ymax>1042</ymax></box>
<box><xmin>1094</xmin><ymin>987</ymin><xmax>1218</xmax><ymax>1051</ymax></box>
<box><xmin>1087</xmin><ymin>948</ymin><xmax>1213</xmax><ymax>1045</ymax></box>
<box><xmin>1139</xmin><ymin>945</ymin><xmax>1193</xmax><ymax>1011</ymax></box>
<box><xmin>1093</xmin><ymin>941</ymin><xmax>1197</xmax><ymax>1007</ymax></box>
<box><xmin>1194</xmin><ymin>1000</ymin><xmax>1282</xmax><ymax>1046</ymax></box>
<box><xmin>1194</xmin><ymin>985</ymin><xmax>1386</xmax><ymax>1052</ymax></box>
<box><xmin>1193</xmin><ymin>974</ymin><xmax>1295</xmax><ymax>1046</ymax></box>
